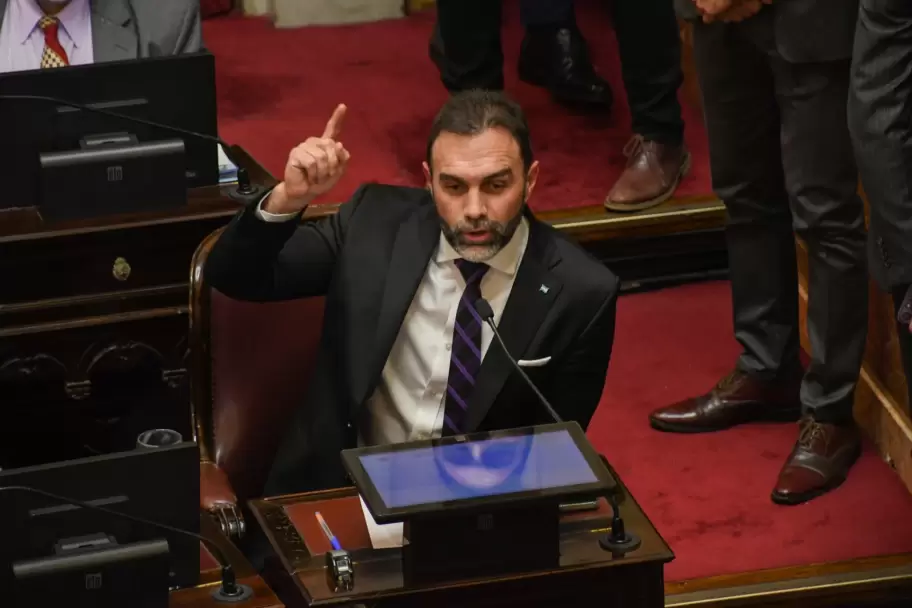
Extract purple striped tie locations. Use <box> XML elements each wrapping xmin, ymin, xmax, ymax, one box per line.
<box><xmin>443</xmin><ymin>259</ymin><xmax>490</xmax><ymax>436</ymax></box>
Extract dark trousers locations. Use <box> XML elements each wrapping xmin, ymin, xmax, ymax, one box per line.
<box><xmin>519</xmin><ymin>0</ymin><xmax>574</xmax><ymax>25</ymax></box>
<box><xmin>848</xmin><ymin>0</ymin><xmax>912</xmax><ymax>415</ymax></box>
<box><xmin>692</xmin><ymin>13</ymin><xmax>868</xmax><ymax>423</ymax></box>
<box><xmin>433</xmin><ymin>0</ymin><xmax>685</xmax><ymax>144</ymax></box>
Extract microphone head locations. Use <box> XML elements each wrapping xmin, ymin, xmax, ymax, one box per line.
<box><xmin>474</xmin><ymin>298</ymin><xmax>495</xmax><ymax>321</ymax></box>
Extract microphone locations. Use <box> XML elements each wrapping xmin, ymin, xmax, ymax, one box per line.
<box><xmin>0</xmin><ymin>485</ymin><xmax>254</xmax><ymax>603</ymax></box>
<box><xmin>0</xmin><ymin>94</ymin><xmax>260</xmax><ymax>197</ymax></box>
<box><xmin>473</xmin><ymin>297</ymin><xmax>641</xmax><ymax>557</ymax></box>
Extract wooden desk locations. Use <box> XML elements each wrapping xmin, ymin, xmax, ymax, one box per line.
<box><xmin>170</xmin><ymin>515</ymin><xmax>283</xmax><ymax>608</ymax></box>
<box><xmin>249</xmin><ymin>481</ymin><xmax>672</xmax><ymax>607</ymax></box>
<box><xmin>0</xmin><ymin>148</ymin><xmax>275</xmax><ymax>468</ymax></box>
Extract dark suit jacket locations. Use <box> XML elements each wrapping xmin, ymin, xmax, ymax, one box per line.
<box><xmin>205</xmin><ymin>184</ymin><xmax>619</xmax><ymax>495</ymax></box>
<box><xmin>674</xmin><ymin>0</ymin><xmax>859</xmax><ymax>62</ymax></box>
<box><xmin>0</xmin><ymin>0</ymin><xmax>202</xmax><ymax>63</ymax></box>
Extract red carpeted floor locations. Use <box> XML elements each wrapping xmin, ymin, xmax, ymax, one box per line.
<box><xmin>202</xmin><ymin>0</ymin><xmax>712</xmax><ymax>211</ymax></box>
<box><xmin>599</xmin><ymin>281</ymin><xmax>912</xmax><ymax>582</ymax></box>
<box><xmin>201</xmin><ymin>4</ymin><xmax>912</xmax><ymax>585</ymax></box>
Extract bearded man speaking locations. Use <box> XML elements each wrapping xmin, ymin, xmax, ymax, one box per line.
<box><xmin>205</xmin><ymin>90</ymin><xmax>620</xmax><ymax>496</ymax></box>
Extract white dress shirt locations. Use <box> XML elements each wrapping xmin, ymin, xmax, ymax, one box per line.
<box><xmin>0</xmin><ymin>0</ymin><xmax>94</xmax><ymax>73</ymax></box>
<box><xmin>255</xmin><ymin>200</ymin><xmax>529</xmax><ymax>446</ymax></box>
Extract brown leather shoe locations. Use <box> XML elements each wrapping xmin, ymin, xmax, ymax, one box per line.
<box><xmin>649</xmin><ymin>369</ymin><xmax>802</xmax><ymax>433</ymax></box>
<box><xmin>771</xmin><ymin>418</ymin><xmax>861</xmax><ymax>505</ymax></box>
<box><xmin>604</xmin><ymin>135</ymin><xmax>690</xmax><ymax>212</ymax></box>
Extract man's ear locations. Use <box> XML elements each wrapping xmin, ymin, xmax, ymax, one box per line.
<box><xmin>525</xmin><ymin>160</ymin><xmax>540</xmax><ymax>200</ymax></box>
<box><xmin>422</xmin><ymin>161</ymin><xmax>432</xmax><ymax>191</ymax></box>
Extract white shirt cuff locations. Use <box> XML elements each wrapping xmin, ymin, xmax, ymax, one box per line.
<box><xmin>255</xmin><ymin>192</ymin><xmax>300</xmax><ymax>223</ymax></box>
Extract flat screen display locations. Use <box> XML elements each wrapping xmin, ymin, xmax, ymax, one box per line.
<box><xmin>357</xmin><ymin>429</ymin><xmax>599</xmax><ymax>509</ymax></box>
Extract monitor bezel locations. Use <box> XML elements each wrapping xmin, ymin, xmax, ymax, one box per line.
<box><xmin>341</xmin><ymin>422</ymin><xmax>614</xmax><ymax>524</ymax></box>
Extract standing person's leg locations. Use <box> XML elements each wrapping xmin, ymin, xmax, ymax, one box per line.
<box><xmin>650</xmin><ymin>19</ymin><xmax>804</xmax><ymax>435</ymax></box>
<box><xmin>516</xmin><ymin>0</ymin><xmax>612</xmax><ymax>106</ymax></box>
<box><xmin>769</xmin><ymin>53</ymin><xmax>867</xmax><ymax>504</ymax></box>
<box><xmin>849</xmin><ymin>0</ymin><xmax>912</xmax><ymax>416</ymax></box>
<box><xmin>519</xmin><ymin>0</ymin><xmax>575</xmax><ymax>25</ymax></box>
<box><xmin>431</xmin><ymin>0</ymin><xmax>504</xmax><ymax>92</ymax></box>
<box><xmin>604</xmin><ymin>0</ymin><xmax>689</xmax><ymax>212</ymax></box>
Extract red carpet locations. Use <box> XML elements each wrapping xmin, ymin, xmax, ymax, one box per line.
<box><xmin>598</xmin><ymin>281</ymin><xmax>912</xmax><ymax>582</ymax></box>
<box><xmin>202</xmin><ymin>0</ymin><xmax>712</xmax><ymax>211</ymax></box>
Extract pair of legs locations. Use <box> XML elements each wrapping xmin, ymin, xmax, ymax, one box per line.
<box><xmin>432</xmin><ymin>0</ymin><xmax>690</xmax><ymax>211</ymax></box>
<box><xmin>849</xmin><ymin>0</ymin><xmax>912</xmax><ymax>414</ymax></box>
<box><xmin>652</xmin><ymin>11</ymin><xmax>868</xmax><ymax>505</ymax></box>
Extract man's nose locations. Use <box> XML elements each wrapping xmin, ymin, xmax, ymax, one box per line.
<box><xmin>464</xmin><ymin>190</ymin><xmax>486</xmax><ymax>218</ymax></box>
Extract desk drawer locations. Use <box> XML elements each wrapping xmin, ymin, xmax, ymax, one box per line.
<box><xmin>0</xmin><ymin>215</ymin><xmax>231</xmax><ymax>307</ymax></box>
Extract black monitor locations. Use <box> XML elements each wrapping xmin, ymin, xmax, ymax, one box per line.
<box><xmin>0</xmin><ymin>51</ymin><xmax>219</xmax><ymax>219</ymax></box>
<box><xmin>0</xmin><ymin>442</ymin><xmax>200</xmax><ymax>607</ymax></box>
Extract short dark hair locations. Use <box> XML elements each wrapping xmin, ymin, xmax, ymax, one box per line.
<box><xmin>426</xmin><ymin>90</ymin><xmax>534</xmax><ymax>172</ymax></box>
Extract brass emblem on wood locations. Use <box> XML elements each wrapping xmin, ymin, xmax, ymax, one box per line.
<box><xmin>112</xmin><ymin>257</ymin><xmax>131</xmax><ymax>281</ymax></box>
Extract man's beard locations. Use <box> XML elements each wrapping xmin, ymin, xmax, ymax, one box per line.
<box><xmin>439</xmin><ymin>191</ymin><xmax>526</xmax><ymax>263</ymax></box>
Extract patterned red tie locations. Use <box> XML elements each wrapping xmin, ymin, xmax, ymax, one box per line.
<box><xmin>38</xmin><ymin>16</ymin><xmax>70</xmax><ymax>68</ymax></box>
<box><xmin>442</xmin><ymin>259</ymin><xmax>490</xmax><ymax>436</ymax></box>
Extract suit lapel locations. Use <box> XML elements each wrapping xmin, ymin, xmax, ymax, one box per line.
<box><xmin>360</xmin><ymin>202</ymin><xmax>440</xmax><ymax>408</ymax></box>
<box><xmin>90</xmin><ymin>0</ymin><xmax>137</xmax><ymax>63</ymax></box>
<box><xmin>0</xmin><ymin>1</ymin><xmax>8</xmax><ymax>31</ymax></box>
<box><xmin>464</xmin><ymin>219</ymin><xmax>563</xmax><ymax>431</ymax></box>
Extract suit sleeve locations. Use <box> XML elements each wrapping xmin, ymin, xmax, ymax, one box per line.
<box><xmin>203</xmin><ymin>185</ymin><xmax>369</xmax><ymax>302</ymax></box>
<box><xmin>849</xmin><ymin>0</ymin><xmax>912</xmax><ymax>287</ymax></box>
<box><xmin>174</xmin><ymin>0</ymin><xmax>203</xmax><ymax>54</ymax></box>
<box><xmin>543</xmin><ymin>283</ymin><xmax>618</xmax><ymax>430</ymax></box>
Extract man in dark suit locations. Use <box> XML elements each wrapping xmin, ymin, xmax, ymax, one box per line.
<box><xmin>205</xmin><ymin>90</ymin><xmax>619</xmax><ymax>496</ymax></box>
<box><xmin>849</xmin><ymin>0</ymin><xmax>912</xmax><ymax>412</ymax></box>
<box><xmin>650</xmin><ymin>0</ymin><xmax>868</xmax><ymax>505</ymax></box>
<box><xmin>431</xmin><ymin>0</ymin><xmax>690</xmax><ymax>214</ymax></box>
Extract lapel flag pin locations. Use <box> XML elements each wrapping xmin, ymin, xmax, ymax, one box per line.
<box><xmin>540</xmin><ymin>284</ymin><xmax>550</xmax><ymax>294</ymax></box>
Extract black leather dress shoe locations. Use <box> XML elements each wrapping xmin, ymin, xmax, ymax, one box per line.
<box><xmin>517</xmin><ymin>26</ymin><xmax>612</xmax><ymax>108</ymax></box>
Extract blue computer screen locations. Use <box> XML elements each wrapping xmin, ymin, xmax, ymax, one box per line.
<box><xmin>358</xmin><ymin>430</ymin><xmax>598</xmax><ymax>509</ymax></box>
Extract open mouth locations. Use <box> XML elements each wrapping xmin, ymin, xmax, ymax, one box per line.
<box><xmin>461</xmin><ymin>230</ymin><xmax>494</xmax><ymax>244</ymax></box>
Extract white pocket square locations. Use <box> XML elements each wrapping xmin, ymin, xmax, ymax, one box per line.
<box><xmin>518</xmin><ymin>356</ymin><xmax>551</xmax><ymax>368</ymax></box>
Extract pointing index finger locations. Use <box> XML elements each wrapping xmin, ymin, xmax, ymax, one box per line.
<box><xmin>322</xmin><ymin>104</ymin><xmax>347</xmax><ymax>140</ymax></box>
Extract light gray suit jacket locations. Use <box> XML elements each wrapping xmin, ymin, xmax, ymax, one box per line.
<box><xmin>0</xmin><ymin>0</ymin><xmax>202</xmax><ymax>63</ymax></box>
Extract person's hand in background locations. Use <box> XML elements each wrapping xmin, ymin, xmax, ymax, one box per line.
<box><xmin>698</xmin><ymin>0</ymin><xmax>772</xmax><ymax>24</ymax></box>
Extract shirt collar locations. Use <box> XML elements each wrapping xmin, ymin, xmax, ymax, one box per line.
<box><xmin>435</xmin><ymin>216</ymin><xmax>529</xmax><ymax>276</ymax></box>
<box><xmin>14</xmin><ymin>0</ymin><xmax>91</xmax><ymax>47</ymax></box>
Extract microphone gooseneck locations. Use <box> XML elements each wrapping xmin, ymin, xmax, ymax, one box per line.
<box><xmin>472</xmin><ymin>297</ymin><xmax>641</xmax><ymax>557</ymax></box>
<box><xmin>474</xmin><ymin>298</ymin><xmax>564</xmax><ymax>425</ymax></box>
<box><xmin>0</xmin><ymin>94</ymin><xmax>256</xmax><ymax>196</ymax></box>
<box><xmin>0</xmin><ymin>485</ymin><xmax>253</xmax><ymax>603</ymax></box>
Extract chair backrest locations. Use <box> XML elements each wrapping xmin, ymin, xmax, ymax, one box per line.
<box><xmin>189</xmin><ymin>227</ymin><xmax>324</xmax><ymax>503</ymax></box>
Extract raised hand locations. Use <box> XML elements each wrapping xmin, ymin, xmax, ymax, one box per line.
<box><xmin>263</xmin><ymin>104</ymin><xmax>351</xmax><ymax>214</ymax></box>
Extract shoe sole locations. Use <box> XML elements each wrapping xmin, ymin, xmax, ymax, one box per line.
<box><xmin>604</xmin><ymin>151</ymin><xmax>692</xmax><ymax>213</ymax></box>
<box><xmin>770</xmin><ymin>442</ymin><xmax>863</xmax><ymax>506</ymax></box>
<box><xmin>649</xmin><ymin>405</ymin><xmax>802</xmax><ymax>434</ymax></box>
